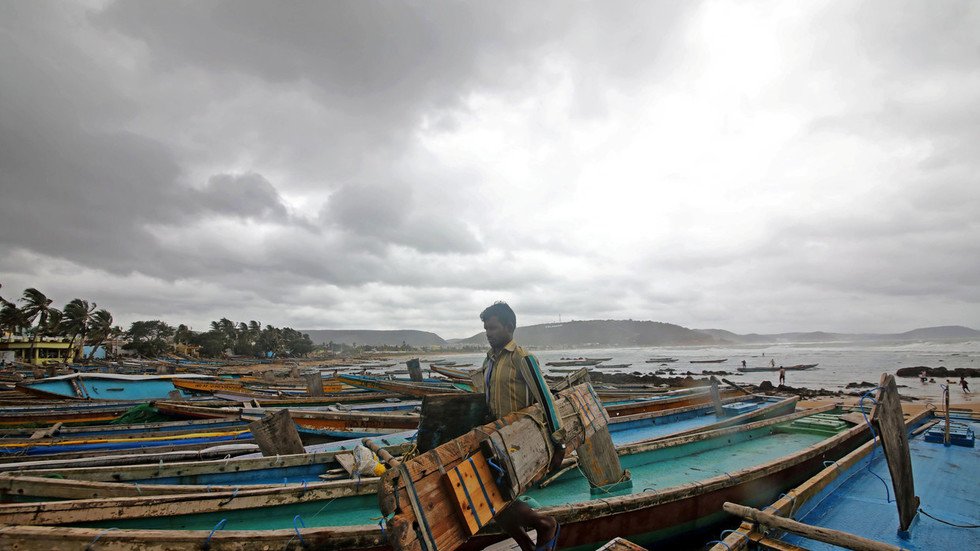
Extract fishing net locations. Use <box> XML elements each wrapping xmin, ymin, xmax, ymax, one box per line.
<box><xmin>109</xmin><ymin>404</ymin><xmax>170</xmax><ymax>424</ymax></box>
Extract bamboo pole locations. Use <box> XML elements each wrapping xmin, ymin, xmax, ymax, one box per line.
<box><xmin>723</xmin><ymin>503</ymin><xmax>909</xmax><ymax>551</ymax></box>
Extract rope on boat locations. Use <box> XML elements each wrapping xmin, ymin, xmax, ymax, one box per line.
<box><xmin>822</xmin><ymin>460</ymin><xmax>840</xmax><ymax>470</ymax></box>
<box><xmin>859</xmin><ymin>387</ymin><xmax>894</xmax><ymax>504</ymax></box>
<box><xmin>217</xmin><ymin>486</ymin><xmax>239</xmax><ymax>506</ymax></box>
<box><xmin>918</xmin><ymin>507</ymin><xmax>980</xmax><ymax>528</ymax></box>
<box><xmin>377</xmin><ymin>511</ymin><xmax>395</xmax><ymax>542</ymax></box>
<box><xmin>705</xmin><ymin>529</ymin><xmax>748</xmax><ymax>549</ymax></box>
<box><xmin>84</xmin><ymin>527</ymin><xmax>118</xmax><ymax>550</ymax></box>
<box><xmin>292</xmin><ymin>515</ymin><xmax>307</xmax><ymax>547</ymax></box>
<box><xmin>202</xmin><ymin>518</ymin><xmax>226</xmax><ymax>550</ymax></box>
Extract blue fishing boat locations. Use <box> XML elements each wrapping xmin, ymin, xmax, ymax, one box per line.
<box><xmin>710</xmin><ymin>410</ymin><xmax>978</xmax><ymax>550</ymax></box>
<box><xmin>16</xmin><ymin>374</ymin><xmax>214</xmax><ymax>400</ymax></box>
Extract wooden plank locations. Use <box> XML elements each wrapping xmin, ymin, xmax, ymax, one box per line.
<box><xmin>444</xmin><ymin>453</ymin><xmax>506</xmax><ymax>536</ymax></box>
<box><xmin>304</xmin><ymin>372</ymin><xmax>324</xmax><ymax>396</ymax></box>
<box><xmin>407</xmin><ymin>358</ymin><xmax>423</xmax><ymax>382</ymax></box>
<box><xmin>569</xmin><ymin>386</ymin><xmax>628</xmax><ymax>490</ymax></box>
<box><xmin>246</xmin><ymin>409</ymin><xmax>305</xmax><ymax>456</ymax></box>
<box><xmin>334</xmin><ymin>451</ymin><xmax>356</xmax><ymax>475</ymax></box>
<box><xmin>710</xmin><ymin>379</ymin><xmax>724</xmax><ymax>416</ymax></box>
<box><xmin>874</xmin><ymin>373</ymin><xmax>918</xmax><ymax>532</ymax></box>
<box><xmin>723</xmin><ymin>503</ymin><xmax>908</xmax><ymax>551</ymax></box>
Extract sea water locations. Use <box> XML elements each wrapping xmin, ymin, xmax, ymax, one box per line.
<box><xmin>431</xmin><ymin>339</ymin><xmax>979</xmax><ymax>404</ymax></box>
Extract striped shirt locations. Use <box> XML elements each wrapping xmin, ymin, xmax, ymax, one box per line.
<box><xmin>481</xmin><ymin>340</ymin><xmax>539</xmax><ymax>419</ymax></box>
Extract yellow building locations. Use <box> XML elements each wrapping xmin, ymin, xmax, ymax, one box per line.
<box><xmin>0</xmin><ymin>336</ymin><xmax>77</xmax><ymax>366</ymax></box>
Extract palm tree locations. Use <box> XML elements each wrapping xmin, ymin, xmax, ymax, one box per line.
<box><xmin>85</xmin><ymin>309</ymin><xmax>114</xmax><ymax>360</ymax></box>
<box><xmin>19</xmin><ymin>288</ymin><xmax>54</xmax><ymax>365</ymax></box>
<box><xmin>0</xmin><ymin>300</ymin><xmax>29</xmax><ymax>338</ymax></box>
<box><xmin>62</xmin><ymin>299</ymin><xmax>97</xmax><ymax>357</ymax></box>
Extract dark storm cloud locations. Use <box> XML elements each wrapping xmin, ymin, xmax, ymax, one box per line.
<box><xmin>1</xmin><ymin>1</ymin><xmax>978</xmax><ymax>334</ymax></box>
<box><xmin>195</xmin><ymin>173</ymin><xmax>290</xmax><ymax>221</ymax></box>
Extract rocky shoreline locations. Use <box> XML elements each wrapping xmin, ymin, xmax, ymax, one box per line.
<box><xmin>590</xmin><ymin>371</ymin><xmax>920</xmax><ymax>401</ymax></box>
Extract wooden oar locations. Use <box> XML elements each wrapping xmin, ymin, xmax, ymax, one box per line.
<box><xmin>723</xmin><ymin>502</ymin><xmax>909</xmax><ymax>551</ymax></box>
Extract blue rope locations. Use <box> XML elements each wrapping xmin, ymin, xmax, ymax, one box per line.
<box><xmin>720</xmin><ymin>529</ymin><xmax>748</xmax><ymax>542</ymax></box>
<box><xmin>203</xmin><ymin>518</ymin><xmax>227</xmax><ymax>549</ymax></box>
<box><xmin>859</xmin><ymin>388</ymin><xmax>893</xmax><ymax>503</ymax></box>
<box><xmin>85</xmin><ymin>527</ymin><xmax>117</xmax><ymax>550</ymax></box>
<box><xmin>487</xmin><ymin>457</ymin><xmax>506</xmax><ymax>486</ymax></box>
<box><xmin>705</xmin><ymin>540</ymin><xmax>731</xmax><ymax>550</ymax></box>
<box><xmin>293</xmin><ymin>515</ymin><xmax>306</xmax><ymax>546</ymax></box>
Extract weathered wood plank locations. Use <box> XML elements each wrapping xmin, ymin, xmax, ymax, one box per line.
<box><xmin>246</xmin><ymin>409</ymin><xmax>305</xmax><ymax>456</ymax></box>
<box><xmin>873</xmin><ymin>373</ymin><xmax>918</xmax><ymax>533</ymax></box>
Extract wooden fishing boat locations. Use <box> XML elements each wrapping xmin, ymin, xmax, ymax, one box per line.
<box><xmin>338</xmin><ymin>374</ymin><xmax>467</xmax><ymax>397</ymax></box>
<box><xmin>595</xmin><ymin>363</ymin><xmax>632</xmax><ymax>369</ymax></box>
<box><xmin>208</xmin><ymin>389</ymin><xmax>393</xmax><ymax>405</ymax></box>
<box><xmin>737</xmin><ymin>363</ymin><xmax>819</xmax><ymax>373</ymax></box>
<box><xmin>545</xmin><ymin>359</ymin><xmax>601</xmax><ymax>367</ymax></box>
<box><xmin>172</xmin><ymin>378</ymin><xmax>348</xmax><ymax>396</ymax></box>
<box><xmin>605</xmin><ymin>387</ymin><xmax>742</xmax><ymax>417</ymax></box>
<box><xmin>0</xmin><ymin>438</ymin><xmax>259</xmax><ymax>465</ymax></box>
<box><xmin>0</xmin><ymin>433</ymin><xmax>418</xmax><ymax>501</ymax></box>
<box><xmin>690</xmin><ymin>359</ymin><xmax>728</xmax><ymax>364</ymax></box>
<box><xmin>0</xmin><ymin>406</ymin><xmax>898</xmax><ymax>550</ymax></box>
<box><xmin>15</xmin><ymin>373</ymin><xmax>214</xmax><ymax>401</ymax></box>
<box><xmin>0</xmin><ymin>401</ymin><xmax>144</xmax><ymax>428</ymax></box>
<box><xmin>0</xmin><ymin>428</ymin><xmax>253</xmax><ymax>457</ymax></box>
<box><xmin>429</xmin><ymin>365</ymin><xmax>474</xmax><ymax>381</ymax></box>
<box><xmin>647</xmin><ymin>357</ymin><xmax>678</xmax><ymax>363</ymax></box>
<box><xmin>709</xmin><ymin>408</ymin><xmax>972</xmax><ymax>551</ymax></box>
<box><xmin>153</xmin><ymin>402</ymin><xmax>420</xmax><ymax>439</ymax></box>
<box><xmin>0</xmin><ymin>416</ymin><xmax>246</xmax><ymax>440</ymax></box>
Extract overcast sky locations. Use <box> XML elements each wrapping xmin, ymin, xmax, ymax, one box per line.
<box><xmin>1</xmin><ymin>1</ymin><xmax>978</xmax><ymax>338</ymax></box>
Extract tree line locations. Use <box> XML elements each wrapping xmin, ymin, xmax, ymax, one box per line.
<box><xmin>0</xmin><ymin>287</ymin><xmax>116</xmax><ymax>361</ymax></box>
<box><xmin>1</xmin><ymin>286</ymin><xmax>312</xmax><ymax>361</ymax></box>
<box><xmin>129</xmin><ymin>318</ymin><xmax>314</xmax><ymax>358</ymax></box>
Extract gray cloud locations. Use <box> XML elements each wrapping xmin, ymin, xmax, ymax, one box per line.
<box><xmin>1</xmin><ymin>1</ymin><xmax>978</xmax><ymax>336</ymax></box>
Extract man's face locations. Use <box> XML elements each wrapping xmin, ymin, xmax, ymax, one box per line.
<box><xmin>484</xmin><ymin>316</ymin><xmax>513</xmax><ymax>350</ymax></box>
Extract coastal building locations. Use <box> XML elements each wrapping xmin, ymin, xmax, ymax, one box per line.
<box><xmin>0</xmin><ymin>336</ymin><xmax>77</xmax><ymax>365</ymax></box>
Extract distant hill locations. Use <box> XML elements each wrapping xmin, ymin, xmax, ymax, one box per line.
<box><xmin>300</xmin><ymin>323</ymin><xmax>979</xmax><ymax>349</ymax></box>
<box><xmin>451</xmin><ymin>320</ymin><xmax>723</xmax><ymax>348</ymax></box>
<box><xmin>302</xmin><ymin>329</ymin><xmax>447</xmax><ymax>347</ymax></box>
<box><xmin>696</xmin><ymin>325</ymin><xmax>980</xmax><ymax>344</ymax></box>
<box><xmin>895</xmin><ymin>325</ymin><xmax>980</xmax><ymax>339</ymax></box>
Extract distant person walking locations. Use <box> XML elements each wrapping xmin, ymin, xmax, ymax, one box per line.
<box><xmin>770</xmin><ymin>358</ymin><xmax>776</xmax><ymax>369</ymax></box>
<box><xmin>961</xmin><ymin>376</ymin><xmax>971</xmax><ymax>393</ymax></box>
<box><xmin>778</xmin><ymin>366</ymin><xmax>786</xmax><ymax>386</ymax></box>
<box><xmin>741</xmin><ymin>360</ymin><xmax>747</xmax><ymax>368</ymax></box>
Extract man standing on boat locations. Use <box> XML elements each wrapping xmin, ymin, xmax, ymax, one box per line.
<box><xmin>478</xmin><ymin>301</ymin><xmax>561</xmax><ymax>551</ymax></box>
